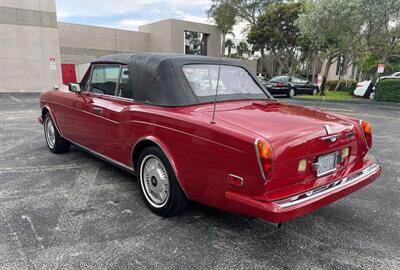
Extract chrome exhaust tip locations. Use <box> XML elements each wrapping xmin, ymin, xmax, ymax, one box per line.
<box><xmin>257</xmin><ymin>219</ymin><xmax>283</xmax><ymax>229</ymax></box>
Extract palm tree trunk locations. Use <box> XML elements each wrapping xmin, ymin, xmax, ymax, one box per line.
<box><xmin>221</xmin><ymin>34</ymin><xmax>226</xmax><ymax>56</ymax></box>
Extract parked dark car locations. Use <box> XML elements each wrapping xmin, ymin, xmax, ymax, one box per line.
<box><xmin>266</xmin><ymin>75</ymin><xmax>319</xmax><ymax>98</ymax></box>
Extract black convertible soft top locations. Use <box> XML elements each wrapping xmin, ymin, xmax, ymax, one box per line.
<box><xmin>92</xmin><ymin>53</ymin><xmax>270</xmax><ymax>106</ymax></box>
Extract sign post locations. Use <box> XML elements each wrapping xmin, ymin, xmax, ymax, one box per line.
<box><xmin>377</xmin><ymin>63</ymin><xmax>384</xmax><ymax>74</ymax></box>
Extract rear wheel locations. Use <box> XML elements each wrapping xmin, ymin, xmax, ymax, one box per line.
<box><xmin>287</xmin><ymin>88</ymin><xmax>295</xmax><ymax>98</ymax></box>
<box><xmin>137</xmin><ymin>146</ymin><xmax>188</xmax><ymax>217</ymax></box>
<box><xmin>44</xmin><ymin>113</ymin><xmax>70</xmax><ymax>154</ymax></box>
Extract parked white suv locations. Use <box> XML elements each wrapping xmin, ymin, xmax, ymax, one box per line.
<box><xmin>354</xmin><ymin>72</ymin><xmax>400</xmax><ymax>99</ymax></box>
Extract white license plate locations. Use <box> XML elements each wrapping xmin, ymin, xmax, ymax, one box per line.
<box><xmin>317</xmin><ymin>152</ymin><xmax>337</xmax><ymax>176</ymax></box>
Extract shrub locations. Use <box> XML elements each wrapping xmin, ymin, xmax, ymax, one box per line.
<box><xmin>375</xmin><ymin>79</ymin><xmax>400</xmax><ymax>102</ymax></box>
<box><xmin>326</xmin><ymin>80</ymin><xmax>357</xmax><ymax>94</ymax></box>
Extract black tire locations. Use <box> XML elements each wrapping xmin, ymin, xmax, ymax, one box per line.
<box><xmin>43</xmin><ymin>113</ymin><xmax>70</xmax><ymax>154</ymax></box>
<box><xmin>137</xmin><ymin>146</ymin><xmax>188</xmax><ymax>217</ymax></box>
<box><xmin>287</xmin><ymin>88</ymin><xmax>295</xmax><ymax>98</ymax></box>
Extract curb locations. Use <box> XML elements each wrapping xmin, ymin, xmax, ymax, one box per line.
<box><xmin>293</xmin><ymin>97</ymin><xmax>400</xmax><ymax>107</ymax></box>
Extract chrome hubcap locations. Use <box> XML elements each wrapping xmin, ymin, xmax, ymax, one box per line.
<box><xmin>45</xmin><ymin>118</ymin><xmax>56</xmax><ymax>148</ymax></box>
<box><xmin>140</xmin><ymin>155</ymin><xmax>169</xmax><ymax>207</ymax></box>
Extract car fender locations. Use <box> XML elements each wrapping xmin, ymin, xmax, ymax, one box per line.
<box><xmin>132</xmin><ymin>135</ymin><xmax>189</xmax><ymax>198</ymax></box>
<box><xmin>42</xmin><ymin>104</ymin><xmax>64</xmax><ymax>137</ymax></box>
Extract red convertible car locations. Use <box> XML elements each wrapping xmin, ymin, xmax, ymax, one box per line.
<box><xmin>38</xmin><ymin>53</ymin><xmax>381</xmax><ymax>224</ymax></box>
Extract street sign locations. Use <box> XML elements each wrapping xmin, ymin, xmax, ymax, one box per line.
<box><xmin>377</xmin><ymin>63</ymin><xmax>385</xmax><ymax>73</ymax></box>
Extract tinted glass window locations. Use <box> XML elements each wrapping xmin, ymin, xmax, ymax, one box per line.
<box><xmin>292</xmin><ymin>77</ymin><xmax>301</xmax><ymax>83</ymax></box>
<box><xmin>89</xmin><ymin>65</ymin><xmax>120</xmax><ymax>96</ymax></box>
<box><xmin>271</xmin><ymin>76</ymin><xmax>290</xmax><ymax>82</ymax></box>
<box><xmin>116</xmin><ymin>66</ymin><xmax>133</xmax><ymax>99</ymax></box>
<box><xmin>297</xmin><ymin>76</ymin><xmax>308</xmax><ymax>83</ymax></box>
<box><xmin>182</xmin><ymin>65</ymin><xmax>266</xmax><ymax>99</ymax></box>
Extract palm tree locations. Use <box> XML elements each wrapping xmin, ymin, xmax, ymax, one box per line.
<box><xmin>236</xmin><ymin>41</ymin><xmax>250</xmax><ymax>59</ymax></box>
<box><xmin>207</xmin><ymin>3</ymin><xmax>236</xmax><ymax>56</ymax></box>
<box><xmin>225</xmin><ymin>39</ymin><xmax>236</xmax><ymax>57</ymax></box>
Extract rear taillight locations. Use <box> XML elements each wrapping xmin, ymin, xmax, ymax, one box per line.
<box><xmin>276</xmin><ymin>82</ymin><xmax>285</xmax><ymax>87</ymax></box>
<box><xmin>255</xmin><ymin>138</ymin><xmax>274</xmax><ymax>180</ymax></box>
<box><xmin>360</xmin><ymin>120</ymin><xmax>372</xmax><ymax>148</ymax></box>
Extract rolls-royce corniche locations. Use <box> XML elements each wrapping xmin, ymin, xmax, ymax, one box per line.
<box><xmin>38</xmin><ymin>53</ymin><xmax>381</xmax><ymax>224</ymax></box>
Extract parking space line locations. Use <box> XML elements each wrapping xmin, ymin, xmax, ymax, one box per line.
<box><xmin>0</xmin><ymin>164</ymin><xmax>87</xmax><ymax>174</ymax></box>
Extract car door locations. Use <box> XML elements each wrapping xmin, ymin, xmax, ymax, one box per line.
<box><xmin>301</xmin><ymin>77</ymin><xmax>315</xmax><ymax>92</ymax></box>
<box><xmin>83</xmin><ymin>64</ymin><xmax>134</xmax><ymax>164</ymax></box>
<box><xmin>291</xmin><ymin>76</ymin><xmax>303</xmax><ymax>92</ymax></box>
<box><xmin>56</xmin><ymin>67</ymin><xmax>95</xmax><ymax>147</ymax></box>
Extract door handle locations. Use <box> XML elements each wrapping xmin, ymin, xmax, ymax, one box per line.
<box><xmin>92</xmin><ymin>107</ymin><xmax>103</xmax><ymax>113</ymax></box>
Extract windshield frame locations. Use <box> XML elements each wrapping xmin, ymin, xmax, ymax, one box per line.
<box><xmin>181</xmin><ymin>63</ymin><xmax>272</xmax><ymax>104</ymax></box>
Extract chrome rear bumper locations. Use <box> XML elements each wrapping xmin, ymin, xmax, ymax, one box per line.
<box><xmin>274</xmin><ymin>163</ymin><xmax>380</xmax><ymax>208</ymax></box>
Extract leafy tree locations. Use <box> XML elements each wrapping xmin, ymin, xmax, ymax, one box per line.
<box><xmin>355</xmin><ymin>0</ymin><xmax>400</xmax><ymax>97</ymax></box>
<box><xmin>247</xmin><ymin>2</ymin><xmax>305</xmax><ymax>76</ymax></box>
<box><xmin>208</xmin><ymin>0</ymin><xmax>272</xmax><ymax>27</ymax></box>
<box><xmin>207</xmin><ymin>2</ymin><xmax>236</xmax><ymax>55</ymax></box>
<box><xmin>297</xmin><ymin>0</ymin><xmax>400</xmax><ymax>96</ymax></box>
<box><xmin>296</xmin><ymin>0</ymin><xmax>364</xmax><ymax>95</ymax></box>
<box><xmin>236</xmin><ymin>41</ymin><xmax>250</xmax><ymax>58</ymax></box>
<box><xmin>225</xmin><ymin>39</ymin><xmax>236</xmax><ymax>57</ymax></box>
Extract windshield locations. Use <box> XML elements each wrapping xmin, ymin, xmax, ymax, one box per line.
<box><xmin>182</xmin><ymin>64</ymin><xmax>269</xmax><ymax>102</ymax></box>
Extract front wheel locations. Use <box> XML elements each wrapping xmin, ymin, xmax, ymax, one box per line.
<box><xmin>312</xmin><ymin>88</ymin><xmax>318</xmax><ymax>96</ymax></box>
<box><xmin>287</xmin><ymin>88</ymin><xmax>295</xmax><ymax>98</ymax></box>
<box><xmin>44</xmin><ymin>113</ymin><xmax>70</xmax><ymax>154</ymax></box>
<box><xmin>369</xmin><ymin>91</ymin><xmax>375</xmax><ymax>100</ymax></box>
<box><xmin>137</xmin><ymin>146</ymin><xmax>188</xmax><ymax>217</ymax></box>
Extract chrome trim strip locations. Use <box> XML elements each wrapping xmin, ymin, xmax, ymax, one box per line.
<box><xmin>69</xmin><ymin>139</ymin><xmax>135</xmax><ymax>174</ymax></box>
<box><xmin>89</xmin><ymin>92</ymin><xmax>134</xmax><ymax>102</ymax></box>
<box><xmin>320</xmin><ymin>134</ymin><xmax>340</xmax><ymax>142</ymax></box>
<box><xmin>228</xmin><ymin>174</ymin><xmax>244</xmax><ymax>187</ymax></box>
<box><xmin>275</xmin><ymin>163</ymin><xmax>380</xmax><ymax>208</ymax></box>
<box><xmin>254</xmin><ymin>138</ymin><xmax>267</xmax><ymax>181</ymax></box>
<box><xmin>323</xmin><ymin>124</ymin><xmax>332</xmax><ymax>135</ymax></box>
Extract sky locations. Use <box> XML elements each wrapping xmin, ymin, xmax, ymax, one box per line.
<box><xmin>55</xmin><ymin>0</ymin><xmax>247</xmax><ymax>40</ymax></box>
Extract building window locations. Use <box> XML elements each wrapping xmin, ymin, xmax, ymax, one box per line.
<box><xmin>184</xmin><ymin>31</ymin><xmax>208</xmax><ymax>56</ymax></box>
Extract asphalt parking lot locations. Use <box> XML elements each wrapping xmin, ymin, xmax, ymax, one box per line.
<box><xmin>1</xmin><ymin>93</ymin><xmax>399</xmax><ymax>270</ymax></box>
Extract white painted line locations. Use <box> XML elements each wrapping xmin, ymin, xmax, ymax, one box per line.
<box><xmin>8</xmin><ymin>95</ymin><xmax>22</xmax><ymax>103</ymax></box>
<box><xmin>21</xmin><ymin>215</ymin><xmax>44</xmax><ymax>249</ymax></box>
<box><xmin>0</xmin><ymin>164</ymin><xmax>87</xmax><ymax>174</ymax></box>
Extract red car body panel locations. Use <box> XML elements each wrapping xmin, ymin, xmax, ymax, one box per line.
<box><xmin>39</xmin><ymin>86</ymin><xmax>380</xmax><ymax>223</ymax></box>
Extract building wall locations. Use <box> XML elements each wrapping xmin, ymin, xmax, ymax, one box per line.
<box><xmin>138</xmin><ymin>19</ymin><xmax>173</xmax><ymax>53</ymax></box>
<box><xmin>321</xmin><ymin>58</ymin><xmax>357</xmax><ymax>81</ymax></box>
<box><xmin>58</xmin><ymin>22</ymin><xmax>150</xmax><ymax>65</ymax></box>
<box><xmin>0</xmin><ymin>0</ymin><xmax>62</xmax><ymax>92</ymax></box>
<box><xmin>0</xmin><ymin>0</ymin><xmax>224</xmax><ymax>92</ymax></box>
<box><xmin>139</xmin><ymin>19</ymin><xmax>222</xmax><ymax>57</ymax></box>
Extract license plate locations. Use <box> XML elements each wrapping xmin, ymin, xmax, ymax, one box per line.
<box><xmin>316</xmin><ymin>152</ymin><xmax>337</xmax><ymax>176</ymax></box>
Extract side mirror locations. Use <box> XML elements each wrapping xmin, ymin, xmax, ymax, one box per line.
<box><xmin>69</xmin><ymin>83</ymin><xmax>81</xmax><ymax>93</ymax></box>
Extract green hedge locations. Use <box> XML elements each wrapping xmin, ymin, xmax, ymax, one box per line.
<box><xmin>375</xmin><ymin>79</ymin><xmax>400</xmax><ymax>102</ymax></box>
<box><xmin>326</xmin><ymin>80</ymin><xmax>357</xmax><ymax>94</ymax></box>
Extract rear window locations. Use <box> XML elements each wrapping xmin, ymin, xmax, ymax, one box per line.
<box><xmin>182</xmin><ymin>64</ymin><xmax>267</xmax><ymax>100</ymax></box>
<box><xmin>271</xmin><ymin>76</ymin><xmax>290</xmax><ymax>82</ymax></box>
